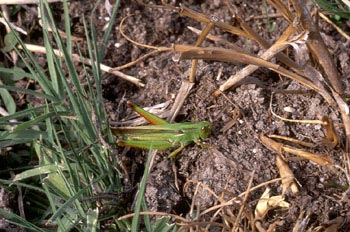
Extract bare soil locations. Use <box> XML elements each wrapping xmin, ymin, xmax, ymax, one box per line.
<box><xmin>103</xmin><ymin>1</ymin><xmax>350</xmax><ymax>230</ymax></box>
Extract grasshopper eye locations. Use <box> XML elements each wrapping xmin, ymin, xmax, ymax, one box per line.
<box><xmin>200</xmin><ymin>125</ymin><xmax>211</xmax><ymax>138</ymax></box>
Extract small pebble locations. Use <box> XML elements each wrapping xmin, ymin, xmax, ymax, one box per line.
<box><xmin>283</xmin><ymin>106</ymin><xmax>295</xmax><ymax>113</ymax></box>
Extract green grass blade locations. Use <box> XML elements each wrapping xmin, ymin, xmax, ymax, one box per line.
<box><xmin>142</xmin><ymin>198</ymin><xmax>151</xmax><ymax>231</ymax></box>
<box><xmin>13</xmin><ymin>111</ymin><xmax>67</xmax><ymax>131</ymax></box>
<box><xmin>131</xmin><ymin>150</ymin><xmax>156</xmax><ymax>232</ymax></box>
<box><xmin>43</xmin><ymin>172</ymin><xmax>72</xmax><ymax>200</ymax></box>
<box><xmin>0</xmin><ymin>209</ymin><xmax>48</xmax><ymax>232</ymax></box>
<box><xmin>0</xmin><ymin>84</ymin><xmax>16</xmax><ymax>114</ymax></box>
<box><xmin>152</xmin><ymin>217</ymin><xmax>173</xmax><ymax>232</ymax></box>
<box><xmin>13</xmin><ymin>164</ymin><xmax>67</xmax><ymax>181</ymax></box>
<box><xmin>62</xmin><ymin>0</ymin><xmax>72</xmax><ymax>55</ymax></box>
<box><xmin>0</xmin><ymin>179</ymin><xmax>45</xmax><ymax>193</ymax></box>
<box><xmin>86</xmin><ymin>208</ymin><xmax>99</xmax><ymax>232</ymax></box>
<box><xmin>0</xmin><ymin>103</ymin><xmax>60</xmax><ymax>123</ymax></box>
<box><xmin>0</xmin><ymin>130</ymin><xmax>46</xmax><ymax>147</ymax></box>
<box><xmin>0</xmin><ymin>84</ymin><xmax>58</xmax><ymax>101</ymax></box>
<box><xmin>0</xmin><ymin>66</ymin><xmax>33</xmax><ymax>80</ymax></box>
<box><xmin>99</xmin><ymin>0</ymin><xmax>121</xmax><ymax>60</ymax></box>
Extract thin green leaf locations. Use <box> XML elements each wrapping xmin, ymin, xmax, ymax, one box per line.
<box><xmin>131</xmin><ymin>150</ymin><xmax>156</xmax><ymax>232</ymax></box>
<box><xmin>13</xmin><ymin>164</ymin><xmax>67</xmax><ymax>181</ymax></box>
<box><xmin>0</xmin><ymin>84</ymin><xmax>58</xmax><ymax>101</ymax></box>
<box><xmin>0</xmin><ymin>209</ymin><xmax>48</xmax><ymax>232</ymax></box>
<box><xmin>2</xmin><ymin>32</ymin><xmax>18</xmax><ymax>52</ymax></box>
<box><xmin>13</xmin><ymin>111</ymin><xmax>56</xmax><ymax>131</ymax></box>
<box><xmin>43</xmin><ymin>172</ymin><xmax>72</xmax><ymax>200</ymax></box>
<box><xmin>86</xmin><ymin>208</ymin><xmax>99</xmax><ymax>232</ymax></box>
<box><xmin>0</xmin><ymin>103</ymin><xmax>60</xmax><ymax>123</ymax></box>
<box><xmin>0</xmin><ymin>179</ymin><xmax>45</xmax><ymax>193</ymax></box>
<box><xmin>142</xmin><ymin>198</ymin><xmax>151</xmax><ymax>231</ymax></box>
<box><xmin>152</xmin><ymin>217</ymin><xmax>174</xmax><ymax>232</ymax></box>
<box><xmin>0</xmin><ymin>130</ymin><xmax>45</xmax><ymax>147</ymax></box>
<box><xmin>0</xmin><ymin>66</ymin><xmax>32</xmax><ymax>81</ymax></box>
<box><xmin>0</xmin><ymin>86</ymin><xmax>16</xmax><ymax>114</ymax></box>
<box><xmin>99</xmin><ymin>0</ymin><xmax>120</xmax><ymax>60</ymax></box>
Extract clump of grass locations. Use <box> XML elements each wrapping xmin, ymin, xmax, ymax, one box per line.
<box><xmin>0</xmin><ymin>0</ymin><xmax>144</xmax><ymax>231</ymax></box>
<box><xmin>314</xmin><ymin>0</ymin><xmax>350</xmax><ymax>21</ymax></box>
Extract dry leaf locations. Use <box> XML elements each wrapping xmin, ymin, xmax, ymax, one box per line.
<box><xmin>255</xmin><ymin>188</ymin><xmax>290</xmax><ymax>220</ymax></box>
<box><xmin>276</xmin><ymin>155</ymin><xmax>299</xmax><ymax>195</ymax></box>
<box><xmin>260</xmin><ymin>134</ymin><xmax>334</xmax><ymax>167</ymax></box>
<box><xmin>321</xmin><ymin>116</ymin><xmax>339</xmax><ymax>148</ymax></box>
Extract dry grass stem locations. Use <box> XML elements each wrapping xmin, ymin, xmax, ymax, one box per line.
<box><xmin>318</xmin><ymin>12</ymin><xmax>350</xmax><ymax>40</ymax></box>
<box><xmin>267</xmin><ymin>0</ymin><xmax>294</xmax><ymax>22</ymax></box>
<box><xmin>291</xmin><ymin>0</ymin><xmax>344</xmax><ymax>95</ymax></box>
<box><xmin>187</xmin><ymin>26</ymin><xmax>247</xmax><ymax>52</ymax></box>
<box><xmin>269</xmin><ymin>93</ymin><xmax>328</xmax><ymax>125</ymax></box>
<box><xmin>111</xmin><ymin>50</ymin><xmax>160</xmax><ymax>71</ymax></box>
<box><xmin>0</xmin><ymin>0</ymin><xmax>63</xmax><ymax>3</ymax></box>
<box><xmin>322</xmin><ymin>116</ymin><xmax>339</xmax><ymax>148</ymax></box>
<box><xmin>19</xmin><ymin>43</ymin><xmax>144</xmax><ymax>87</ymax></box>
<box><xmin>177</xmin><ymin>5</ymin><xmax>251</xmax><ymax>39</ymax></box>
<box><xmin>199</xmin><ymin>177</ymin><xmax>286</xmax><ymax>216</ymax></box>
<box><xmin>225</xmin><ymin>0</ymin><xmax>301</xmax><ymax>71</ymax></box>
<box><xmin>179</xmin><ymin>45</ymin><xmax>335</xmax><ymax>105</ymax></box>
<box><xmin>275</xmin><ymin>155</ymin><xmax>299</xmax><ymax>195</ymax></box>
<box><xmin>167</xmin><ymin>81</ymin><xmax>195</xmax><ymax>122</ymax></box>
<box><xmin>118</xmin><ymin>15</ymin><xmax>170</xmax><ymax>51</ymax></box>
<box><xmin>260</xmin><ymin>134</ymin><xmax>334</xmax><ymax>166</ymax></box>
<box><xmin>217</xmin><ymin>24</ymin><xmax>300</xmax><ymax>92</ymax></box>
<box><xmin>233</xmin><ymin>169</ymin><xmax>255</xmax><ymax>231</ymax></box>
<box><xmin>268</xmin><ymin>135</ymin><xmax>316</xmax><ymax>148</ymax></box>
<box><xmin>189</xmin><ymin>21</ymin><xmax>214</xmax><ymax>83</ymax></box>
<box><xmin>0</xmin><ymin>17</ymin><xmax>27</xmax><ymax>34</ymax></box>
<box><xmin>118</xmin><ymin>211</ymin><xmax>188</xmax><ymax>222</ymax></box>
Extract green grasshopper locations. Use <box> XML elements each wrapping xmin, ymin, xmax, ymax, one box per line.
<box><xmin>111</xmin><ymin>101</ymin><xmax>211</xmax><ymax>158</ymax></box>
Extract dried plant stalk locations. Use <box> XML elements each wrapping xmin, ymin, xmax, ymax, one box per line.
<box><xmin>260</xmin><ymin>133</ymin><xmax>334</xmax><ymax>166</ymax></box>
<box><xmin>216</xmin><ymin>24</ymin><xmax>297</xmax><ymax>92</ymax></box>
<box><xmin>20</xmin><ymin>44</ymin><xmax>144</xmax><ymax>87</ymax></box>
<box><xmin>0</xmin><ymin>0</ymin><xmax>63</xmax><ymax>3</ymax></box>
<box><xmin>275</xmin><ymin>155</ymin><xmax>299</xmax><ymax>195</ymax></box>
<box><xmin>291</xmin><ymin>0</ymin><xmax>344</xmax><ymax>95</ymax></box>
<box><xmin>269</xmin><ymin>134</ymin><xmax>316</xmax><ymax>148</ymax></box>
<box><xmin>177</xmin><ymin>45</ymin><xmax>335</xmax><ymax>105</ymax></box>
<box><xmin>322</xmin><ymin>116</ymin><xmax>339</xmax><ymax>148</ymax></box>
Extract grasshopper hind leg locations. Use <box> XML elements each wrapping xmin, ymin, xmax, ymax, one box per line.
<box><xmin>167</xmin><ymin>146</ymin><xmax>185</xmax><ymax>158</ymax></box>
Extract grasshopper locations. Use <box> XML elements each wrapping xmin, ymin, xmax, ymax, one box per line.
<box><xmin>111</xmin><ymin>101</ymin><xmax>211</xmax><ymax>158</ymax></box>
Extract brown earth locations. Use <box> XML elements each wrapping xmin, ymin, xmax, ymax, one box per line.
<box><xmin>103</xmin><ymin>1</ymin><xmax>350</xmax><ymax>230</ymax></box>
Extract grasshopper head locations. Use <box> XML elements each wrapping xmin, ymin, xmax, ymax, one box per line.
<box><xmin>199</xmin><ymin>121</ymin><xmax>211</xmax><ymax>139</ymax></box>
